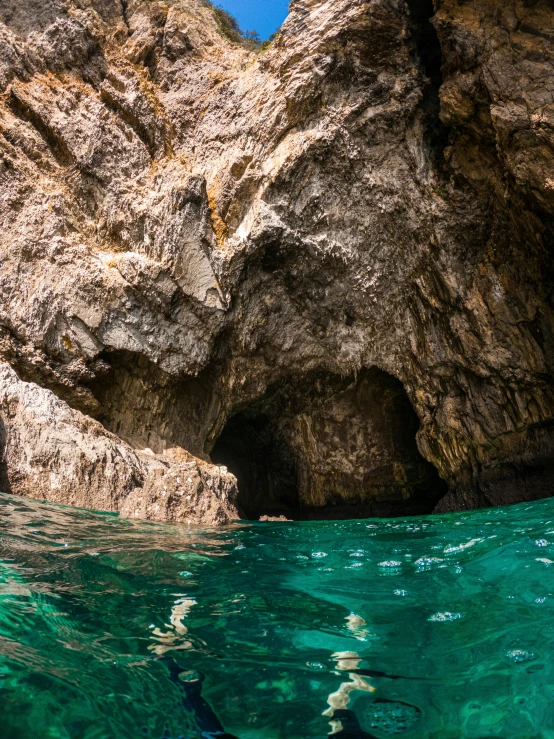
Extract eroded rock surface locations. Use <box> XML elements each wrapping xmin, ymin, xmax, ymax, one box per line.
<box><xmin>0</xmin><ymin>0</ymin><xmax>552</xmax><ymax>520</ymax></box>
<box><xmin>0</xmin><ymin>363</ymin><xmax>238</xmax><ymax>524</ymax></box>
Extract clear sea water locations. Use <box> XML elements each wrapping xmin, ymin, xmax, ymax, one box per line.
<box><xmin>1</xmin><ymin>492</ymin><xmax>554</xmax><ymax>738</ymax></box>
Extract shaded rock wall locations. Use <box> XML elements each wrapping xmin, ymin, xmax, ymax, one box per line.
<box><xmin>0</xmin><ymin>0</ymin><xmax>552</xmax><ymax>520</ymax></box>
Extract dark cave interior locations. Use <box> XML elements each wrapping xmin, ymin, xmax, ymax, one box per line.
<box><xmin>211</xmin><ymin>369</ymin><xmax>447</xmax><ymax>520</ymax></box>
<box><xmin>211</xmin><ymin>409</ymin><xmax>299</xmax><ymax>519</ymax></box>
<box><xmin>405</xmin><ymin>0</ymin><xmax>448</xmax><ymax>157</ymax></box>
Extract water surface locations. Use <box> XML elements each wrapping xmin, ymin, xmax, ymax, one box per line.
<box><xmin>1</xmin><ymin>492</ymin><xmax>554</xmax><ymax>738</ymax></box>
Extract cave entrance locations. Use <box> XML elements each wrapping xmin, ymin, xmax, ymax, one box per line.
<box><xmin>210</xmin><ymin>410</ymin><xmax>299</xmax><ymax>519</ymax></box>
<box><xmin>210</xmin><ymin>369</ymin><xmax>447</xmax><ymax>520</ymax></box>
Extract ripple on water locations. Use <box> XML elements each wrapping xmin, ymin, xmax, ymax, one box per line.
<box><xmin>377</xmin><ymin>560</ymin><xmax>402</xmax><ymax>576</ymax></box>
<box><xmin>428</xmin><ymin>611</ymin><xmax>464</xmax><ymax>622</ymax></box>
<box><xmin>2</xmin><ymin>493</ymin><xmax>554</xmax><ymax>738</ymax></box>
<box><xmin>506</xmin><ymin>649</ymin><xmax>536</xmax><ymax>663</ymax></box>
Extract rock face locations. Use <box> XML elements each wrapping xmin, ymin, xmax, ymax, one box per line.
<box><xmin>0</xmin><ymin>363</ymin><xmax>238</xmax><ymax>524</ymax></box>
<box><xmin>0</xmin><ymin>0</ymin><xmax>552</xmax><ymax>521</ymax></box>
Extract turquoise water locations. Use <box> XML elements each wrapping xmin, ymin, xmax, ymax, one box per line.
<box><xmin>1</xmin><ymin>493</ymin><xmax>554</xmax><ymax>738</ymax></box>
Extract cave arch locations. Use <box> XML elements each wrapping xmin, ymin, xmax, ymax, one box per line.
<box><xmin>211</xmin><ymin>369</ymin><xmax>447</xmax><ymax>520</ymax></box>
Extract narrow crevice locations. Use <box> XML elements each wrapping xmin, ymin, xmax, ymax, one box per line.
<box><xmin>120</xmin><ymin>0</ymin><xmax>130</xmax><ymax>34</ymax></box>
<box><xmin>0</xmin><ymin>414</ymin><xmax>12</xmax><ymax>495</ymax></box>
<box><xmin>8</xmin><ymin>90</ymin><xmax>74</xmax><ymax>168</ymax></box>
<box><xmin>405</xmin><ymin>0</ymin><xmax>449</xmax><ymax>160</ymax></box>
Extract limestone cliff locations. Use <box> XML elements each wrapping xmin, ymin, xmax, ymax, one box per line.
<box><xmin>0</xmin><ymin>0</ymin><xmax>552</xmax><ymax>522</ymax></box>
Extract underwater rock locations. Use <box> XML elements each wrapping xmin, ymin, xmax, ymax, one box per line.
<box><xmin>0</xmin><ymin>0</ymin><xmax>552</xmax><ymax>520</ymax></box>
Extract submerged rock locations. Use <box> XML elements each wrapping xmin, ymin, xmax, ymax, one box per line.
<box><xmin>0</xmin><ymin>0</ymin><xmax>552</xmax><ymax>520</ymax></box>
